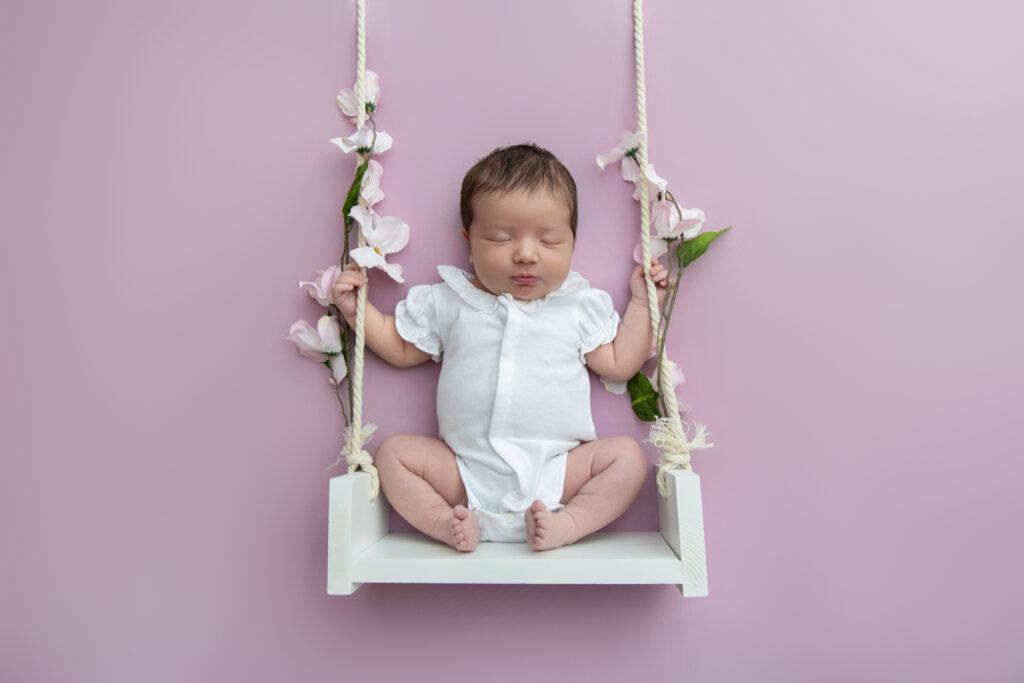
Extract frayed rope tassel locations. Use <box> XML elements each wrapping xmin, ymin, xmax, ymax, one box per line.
<box><xmin>647</xmin><ymin>417</ymin><xmax>714</xmax><ymax>497</ymax></box>
<box><xmin>331</xmin><ymin>422</ymin><xmax>380</xmax><ymax>499</ymax></box>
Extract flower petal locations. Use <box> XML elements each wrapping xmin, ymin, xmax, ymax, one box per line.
<box><xmin>360</xmin><ymin>159</ymin><xmax>384</xmax><ymax>207</ymax></box>
<box><xmin>348</xmin><ymin>205</ymin><xmax>373</xmax><ymax>236</ymax></box>
<box><xmin>653</xmin><ymin>201</ymin><xmax>679</xmax><ymax>238</ymax></box>
<box><xmin>372</xmin><ymin>216</ymin><xmax>410</xmax><ymax>254</ymax></box>
<box><xmin>371</xmin><ymin>130</ymin><xmax>393</xmax><ymax>154</ymax></box>
<box><xmin>336</xmin><ymin>88</ymin><xmax>359</xmax><ymax>118</ymax></box>
<box><xmin>299</xmin><ymin>347</ymin><xmax>329</xmax><ymax>362</ymax></box>
<box><xmin>331</xmin><ymin>125</ymin><xmax>379</xmax><ymax>154</ymax></box>
<box><xmin>365</xmin><ymin>70</ymin><xmax>380</xmax><ymax>104</ymax></box>
<box><xmin>644</xmin><ymin>164</ymin><xmax>669</xmax><ymax>194</ymax></box>
<box><xmin>330</xmin><ymin>356</ymin><xmax>348</xmax><ymax>385</ymax></box>
<box><xmin>286</xmin><ymin>320</ymin><xmax>329</xmax><ymax>362</ymax></box>
<box><xmin>620</xmin><ymin>157</ymin><xmax>642</xmax><ymax>184</ymax></box>
<box><xmin>298</xmin><ymin>279</ymin><xmax>328</xmax><ymax>305</ymax></box>
<box><xmin>679</xmin><ymin>208</ymin><xmax>706</xmax><ymax>240</ymax></box>
<box><xmin>316</xmin><ymin>315</ymin><xmax>342</xmax><ymax>354</ymax></box>
<box><xmin>382</xmin><ymin>261</ymin><xmax>405</xmax><ymax>283</ymax></box>
<box><xmin>619</xmin><ymin>131</ymin><xmax>644</xmax><ymax>149</ymax></box>
<box><xmin>350</xmin><ymin>245</ymin><xmax>386</xmax><ymax>270</ymax></box>
<box><xmin>319</xmin><ymin>265</ymin><xmax>341</xmax><ymax>292</ymax></box>
<box><xmin>601</xmin><ymin>376</ymin><xmax>628</xmax><ymax>394</ymax></box>
<box><xmin>596</xmin><ymin>148</ymin><xmax>624</xmax><ymax>170</ymax></box>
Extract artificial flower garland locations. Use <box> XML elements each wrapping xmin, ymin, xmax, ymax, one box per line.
<box><xmin>288</xmin><ymin>70</ymin><xmax>409</xmax><ymax>447</ymax></box>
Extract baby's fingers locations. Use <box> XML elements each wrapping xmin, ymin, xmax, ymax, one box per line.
<box><xmin>335</xmin><ymin>270</ymin><xmax>367</xmax><ymax>287</ymax></box>
<box><xmin>648</xmin><ymin>263</ymin><xmax>670</xmax><ymax>285</ymax></box>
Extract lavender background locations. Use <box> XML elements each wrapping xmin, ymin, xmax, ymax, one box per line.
<box><xmin>3</xmin><ymin>0</ymin><xmax>1022</xmax><ymax>680</ymax></box>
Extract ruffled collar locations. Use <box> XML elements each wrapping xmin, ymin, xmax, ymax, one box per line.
<box><xmin>437</xmin><ymin>265</ymin><xmax>590</xmax><ymax>313</ymax></box>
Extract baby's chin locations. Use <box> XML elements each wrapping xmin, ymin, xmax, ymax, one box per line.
<box><xmin>502</xmin><ymin>279</ymin><xmax>567</xmax><ymax>301</ymax></box>
<box><xmin>471</xmin><ymin>276</ymin><xmax>567</xmax><ymax>301</ymax></box>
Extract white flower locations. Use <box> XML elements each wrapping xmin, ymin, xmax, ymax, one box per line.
<box><xmin>654</xmin><ymin>202</ymin><xmax>705</xmax><ymax>240</ymax></box>
<box><xmin>596</xmin><ymin>131</ymin><xmax>644</xmax><ymax>178</ymax></box>
<box><xmin>330</xmin><ymin>125</ymin><xmax>393</xmax><ymax>155</ymax></box>
<box><xmin>360</xmin><ymin>159</ymin><xmax>384</xmax><ymax>207</ymax></box>
<box><xmin>337</xmin><ymin>70</ymin><xmax>381</xmax><ymax>124</ymax></box>
<box><xmin>286</xmin><ymin>315</ymin><xmax>343</xmax><ymax>362</ymax></box>
<box><xmin>632</xmin><ymin>163</ymin><xmax>668</xmax><ymax>201</ymax></box>
<box><xmin>348</xmin><ymin>205</ymin><xmax>409</xmax><ymax>283</ymax></box>
<box><xmin>298</xmin><ymin>265</ymin><xmax>342</xmax><ymax>307</ymax></box>
<box><xmin>597</xmin><ymin>132</ymin><xmax>669</xmax><ymax>200</ymax></box>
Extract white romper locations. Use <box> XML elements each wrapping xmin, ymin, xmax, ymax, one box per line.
<box><xmin>395</xmin><ymin>265</ymin><xmax>620</xmax><ymax>542</ymax></box>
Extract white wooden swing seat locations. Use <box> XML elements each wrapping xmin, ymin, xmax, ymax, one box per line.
<box><xmin>328</xmin><ymin>467</ymin><xmax>707</xmax><ymax>596</ymax></box>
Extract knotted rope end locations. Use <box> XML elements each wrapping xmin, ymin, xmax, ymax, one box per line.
<box><xmin>328</xmin><ymin>422</ymin><xmax>381</xmax><ymax>499</ymax></box>
<box><xmin>646</xmin><ymin>418</ymin><xmax>714</xmax><ymax>497</ymax></box>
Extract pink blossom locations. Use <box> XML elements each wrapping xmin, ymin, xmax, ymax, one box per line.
<box><xmin>298</xmin><ymin>265</ymin><xmax>342</xmax><ymax>307</ymax></box>
<box><xmin>286</xmin><ymin>315</ymin><xmax>342</xmax><ymax>362</ymax></box>
<box><xmin>654</xmin><ymin>202</ymin><xmax>705</xmax><ymax>240</ymax></box>
<box><xmin>337</xmin><ymin>71</ymin><xmax>380</xmax><ymax>124</ymax></box>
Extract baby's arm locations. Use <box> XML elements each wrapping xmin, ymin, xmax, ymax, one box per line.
<box><xmin>331</xmin><ymin>265</ymin><xmax>433</xmax><ymax>368</ymax></box>
<box><xmin>584</xmin><ymin>260</ymin><xmax>669</xmax><ymax>381</ymax></box>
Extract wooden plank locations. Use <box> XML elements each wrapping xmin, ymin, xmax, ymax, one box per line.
<box><xmin>327</xmin><ymin>469</ymin><xmax>708</xmax><ymax>595</ymax></box>
<box><xmin>657</xmin><ymin>469</ymin><xmax>708</xmax><ymax>597</ymax></box>
<box><xmin>327</xmin><ymin>472</ymin><xmax>389</xmax><ymax>595</ymax></box>
<box><xmin>351</xmin><ymin>531</ymin><xmax>685</xmax><ymax>585</ymax></box>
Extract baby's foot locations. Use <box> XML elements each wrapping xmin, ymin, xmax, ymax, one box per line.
<box><xmin>449</xmin><ymin>505</ymin><xmax>480</xmax><ymax>552</ymax></box>
<box><xmin>525</xmin><ymin>500</ymin><xmax>578</xmax><ymax>551</ymax></box>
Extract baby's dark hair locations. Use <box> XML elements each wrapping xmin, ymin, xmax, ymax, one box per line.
<box><xmin>460</xmin><ymin>143</ymin><xmax>578</xmax><ymax>236</ymax></box>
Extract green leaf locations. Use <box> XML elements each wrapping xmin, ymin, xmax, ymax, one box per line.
<box><xmin>678</xmin><ymin>226</ymin><xmax>732</xmax><ymax>268</ymax></box>
<box><xmin>342</xmin><ymin>161</ymin><xmax>369</xmax><ymax>224</ymax></box>
<box><xmin>626</xmin><ymin>372</ymin><xmax>660</xmax><ymax>422</ymax></box>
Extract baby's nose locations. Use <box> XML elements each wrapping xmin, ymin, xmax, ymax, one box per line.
<box><xmin>514</xmin><ymin>239</ymin><xmax>539</xmax><ymax>262</ymax></box>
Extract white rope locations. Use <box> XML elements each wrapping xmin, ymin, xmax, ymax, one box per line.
<box><xmin>632</xmin><ymin>0</ymin><xmax>704</xmax><ymax>496</ymax></box>
<box><xmin>342</xmin><ymin>0</ymin><xmax>380</xmax><ymax>497</ymax></box>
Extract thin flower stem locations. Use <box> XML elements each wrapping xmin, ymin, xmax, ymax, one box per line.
<box><xmin>328</xmin><ymin>358</ymin><xmax>350</xmax><ymax>424</ymax></box>
<box><xmin>655</xmin><ymin>241</ymin><xmax>677</xmax><ymax>417</ymax></box>
<box><xmin>655</xmin><ymin>241</ymin><xmax>684</xmax><ymax>418</ymax></box>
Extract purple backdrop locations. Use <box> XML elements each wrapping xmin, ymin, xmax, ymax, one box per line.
<box><xmin>3</xmin><ymin>0</ymin><xmax>1022</xmax><ymax>680</ymax></box>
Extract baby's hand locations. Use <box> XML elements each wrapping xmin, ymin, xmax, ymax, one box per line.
<box><xmin>331</xmin><ymin>263</ymin><xmax>368</xmax><ymax>322</ymax></box>
<box><xmin>630</xmin><ymin>258</ymin><xmax>671</xmax><ymax>307</ymax></box>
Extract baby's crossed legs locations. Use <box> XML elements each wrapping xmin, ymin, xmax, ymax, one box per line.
<box><xmin>374</xmin><ymin>435</ymin><xmax>647</xmax><ymax>552</ymax></box>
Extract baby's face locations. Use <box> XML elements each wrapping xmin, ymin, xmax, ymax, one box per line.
<box><xmin>463</xmin><ymin>189</ymin><xmax>575</xmax><ymax>301</ymax></box>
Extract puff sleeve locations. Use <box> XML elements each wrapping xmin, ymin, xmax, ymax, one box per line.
<box><xmin>395</xmin><ymin>284</ymin><xmax>443</xmax><ymax>362</ymax></box>
<box><xmin>577</xmin><ymin>288</ymin><xmax>621</xmax><ymax>361</ymax></box>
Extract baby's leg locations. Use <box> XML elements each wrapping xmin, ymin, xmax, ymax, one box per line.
<box><xmin>375</xmin><ymin>434</ymin><xmax>480</xmax><ymax>552</ymax></box>
<box><xmin>525</xmin><ymin>436</ymin><xmax>647</xmax><ymax>551</ymax></box>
